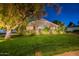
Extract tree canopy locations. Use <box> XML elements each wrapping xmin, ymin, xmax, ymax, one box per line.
<box><xmin>0</xmin><ymin>3</ymin><xmax>62</xmax><ymax>39</ymax></box>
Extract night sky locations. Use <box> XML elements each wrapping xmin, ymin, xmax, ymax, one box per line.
<box><xmin>44</xmin><ymin>3</ymin><xmax>79</xmax><ymax>26</ymax></box>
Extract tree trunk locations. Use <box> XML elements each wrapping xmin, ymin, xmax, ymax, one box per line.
<box><xmin>5</xmin><ymin>25</ymin><xmax>12</xmax><ymax>40</ymax></box>
<box><xmin>5</xmin><ymin>30</ymin><xmax>11</xmax><ymax>40</ymax></box>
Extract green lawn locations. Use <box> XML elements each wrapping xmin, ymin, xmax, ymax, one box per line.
<box><xmin>0</xmin><ymin>34</ymin><xmax>79</xmax><ymax>56</ymax></box>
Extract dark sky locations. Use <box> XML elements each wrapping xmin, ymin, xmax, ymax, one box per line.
<box><xmin>44</xmin><ymin>3</ymin><xmax>79</xmax><ymax>26</ymax></box>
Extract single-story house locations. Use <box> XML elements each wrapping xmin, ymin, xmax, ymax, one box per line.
<box><xmin>27</xmin><ymin>18</ymin><xmax>59</xmax><ymax>30</ymax></box>
<box><xmin>66</xmin><ymin>25</ymin><xmax>79</xmax><ymax>32</ymax></box>
<box><xmin>26</xmin><ymin>18</ymin><xmax>59</xmax><ymax>35</ymax></box>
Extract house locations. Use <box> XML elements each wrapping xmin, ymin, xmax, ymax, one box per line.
<box><xmin>67</xmin><ymin>25</ymin><xmax>79</xmax><ymax>32</ymax></box>
<box><xmin>66</xmin><ymin>22</ymin><xmax>79</xmax><ymax>32</ymax></box>
<box><xmin>27</xmin><ymin>18</ymin><xmax>59</xmax><ymax>30</ymax></box>
<box><xmin>26</xmin><ymin>18</ymin><xmax>59</xmax><ymax>35</ymax></box>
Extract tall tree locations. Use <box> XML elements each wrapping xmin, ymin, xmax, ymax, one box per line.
<box><xmin>0</xmin><ymin>4</ymin><xmax>20</xmax><ymax>39</ymax></box>
<box><xmin>68</xmin><ymin>22</ymin><xmax>75</xmax><ymax>27</ymax></box>
<box><xmin>0</xmin><ymin>3</ymin><xmax>61</xmax><ymax>39</ymax></box>
<box><xmin>52</xmin><ymin>20</ymin><xmax>62</xmax><ymax>25</ymax></box>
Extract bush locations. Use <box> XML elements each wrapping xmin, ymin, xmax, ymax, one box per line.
<box><xmin>43</xmin><ymin>27</ymin><xmax>50</xmax><ymax>32</ymax></box>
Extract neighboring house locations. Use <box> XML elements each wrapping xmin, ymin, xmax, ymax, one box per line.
<box><xmin>67</xmin><ymin>25</ymin><xmax>79</xmax><ymax>32</ymax></box>
<box><xmin>66</xmin><ymin>22</ymin><xmax>79</xmax><ymax>32</ymax></box>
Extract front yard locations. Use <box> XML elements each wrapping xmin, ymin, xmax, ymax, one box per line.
<box><xmin>0</xmin><ymin>34</ymin><xmax>79</xmax><ymax>56</ymax></box>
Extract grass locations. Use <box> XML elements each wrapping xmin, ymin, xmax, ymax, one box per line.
<box><xmin>0</xmin><ymin>34</ymin><xmax>79</xmax><ymax>56</ymax></box>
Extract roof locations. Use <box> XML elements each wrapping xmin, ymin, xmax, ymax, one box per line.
<box><xmin>28</xmin><ymin>18</ymin><xmax>59</xmax><ymax>27</ymax></box>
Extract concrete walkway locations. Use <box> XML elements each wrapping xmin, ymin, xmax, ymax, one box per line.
<box><xmin>55</xmin><ymin>51</ymin><xmax>79</xmax><ymax>56</ymax></box>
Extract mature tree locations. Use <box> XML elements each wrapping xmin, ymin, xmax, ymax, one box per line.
<box><xmin>0</xmin><ymin>4</ymin><xmax>20</xmax><ymax>39</ymax></box>
<box><xmin>0</xmin><ymin>3</ymin><xmax>62</xmax><ymax>39</ymax></box>
<box><xmin>52</xmin><ymin>20</ymin><xmax>62</xmax><ymax>25</ymax></box>
<box><xmin>68</xmin><ymin>22</ymin><xmax>75</xmax><ymax>27</ymax></box>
